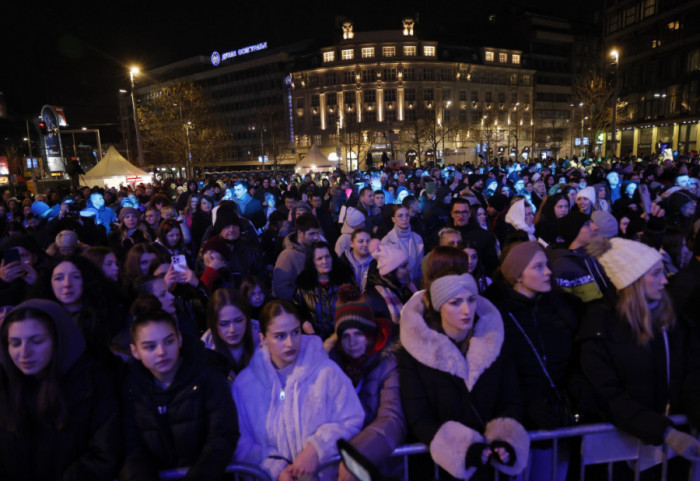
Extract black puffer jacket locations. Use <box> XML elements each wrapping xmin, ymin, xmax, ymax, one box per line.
<box><xmin>485</xmin><ymin>281</ymin><xmax>580</xmax><ymax>430</ymax></box>
<box><xmin>120</xmin><ymin>338</ymin><xmax>239</xmax><ymax>481</ymax></box>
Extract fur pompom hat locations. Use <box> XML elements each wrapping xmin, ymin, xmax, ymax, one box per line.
<box><xmin>586</xmin><ymin>237</ymin><xmax>661</xmax><ymax>290</ymax></box>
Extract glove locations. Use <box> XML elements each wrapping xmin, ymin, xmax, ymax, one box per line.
<box><xmin>664</xmin><ymin>428</ymin><xmax>700</xmax><ymax>462</ymax></box>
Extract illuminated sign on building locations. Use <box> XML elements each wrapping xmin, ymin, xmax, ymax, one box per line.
<box><xmin>211</xmin><ymin>42</ymin><xmax>268</xmax><ymax>66</ymax></box>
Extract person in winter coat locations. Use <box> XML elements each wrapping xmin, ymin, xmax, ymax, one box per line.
<box><xmin>121</xmin><ymin>296</ymin><xmax>239</xmax><ymax>481</ymax></box>
<box><xmin>338</xmin><ymin>228</ymin><xmax>374</xmax><ymax>292</ymax></box>
<box><xmin>325</xmin><ymin>291</ymin><xmax>406</xmax><ymax>480</ymax></box>
<box><xmin>364</xmin><ymin>243</ymin><xmax>415</xmax><ymax>326</ymax></box>
<box><xmin>232</xmin><ymin>300</ymin><xmax>364</xmax><ymax>481</ymax></box>
<box><xmin>397</xmin><ymin>272</ymin><xmax>529</xmax><ymax>481</ymax></box>
<box><xmin>0</xmin><ymin>299</ymin><xmax>120</xmax><ymax>481</ymax></box>
<box><xmin>294</xmin><ymin>241</ymin><xmax>356</xmax><ymax>340</ymax></box>
<box><xmin>579</xmin><ymin>237</ymin><xmax>700</xmax><ymax>475</ymax></box>
<box><xmin>485</xmin><ymin>241</ymin><xmax>580</xmax><ymax>481</ymax></box>
<box><xmin>501</xmin><ymin>198</ymin><xmax>536</xmax><ymax>244</ymax></box>
<box><xmin>334</xmin><ymin>207</ymin><xmax>366</xmax><ymax>257</ymax></box>
<box><xmin>381</xmin><ymin>205</ymin><xmax>424</xmax><ymax>287</ymax></box>
<box><xmin>272</xmin><ymin>213</ymin><xmax>321</xmax><ymax>301</ymax></box>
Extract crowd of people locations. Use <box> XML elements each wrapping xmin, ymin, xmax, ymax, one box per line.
<box><xmin>1</xmin><ymin>153</ymin><xmax>700</xmax><ymax>481</ymax></box>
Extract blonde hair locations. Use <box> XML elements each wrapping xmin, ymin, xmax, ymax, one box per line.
<box><xmin>616</xmin><ymin>277</ymin><xmax>675</xmax><ymax>345</ymax></box>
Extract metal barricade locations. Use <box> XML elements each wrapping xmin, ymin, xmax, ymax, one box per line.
<box><xmin>158</xmin><ymin>415</ymin><xmax>698</xmax><ymax>481</ymax></box>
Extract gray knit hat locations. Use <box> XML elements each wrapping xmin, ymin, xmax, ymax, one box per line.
<box><xmin>429</xmin><ymin>273</ymin><xmax>478</xmax><ymax>311</ymax></box>
<box><xmin>591</xmin><ymin>211</ymin><xmax>618</xmax><ymax>239</ymax></box>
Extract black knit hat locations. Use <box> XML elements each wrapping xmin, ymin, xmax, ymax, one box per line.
<box><xmin>334</xmin><ymin>301</ymin><xmax>377</xmax><ymax>339</ymax></box>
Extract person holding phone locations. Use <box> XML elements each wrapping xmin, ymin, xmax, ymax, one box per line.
<box><xmin>0</xmin><ymin>235</ymin><xmax>41</xmax><ymax>307</ymax></box>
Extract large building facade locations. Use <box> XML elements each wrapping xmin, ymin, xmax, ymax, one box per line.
<box><xmin>290</xmin><ymin>20</ymin><xmax>536</xmax><ymax>169</ymax></box>
<box><xmin>604</xmin><ymin>0</ymin><xmax>700</xmax><ymax>156</ymax></box>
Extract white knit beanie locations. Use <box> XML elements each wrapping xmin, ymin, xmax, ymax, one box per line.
<box><xmin>372</xmin><ymin>244</ymin><xmax>408</xmax><ymax>276</ymax></box>
<box><xmin>576</xmin><ymin>186</ymin><xmax>596</xmax><ymax>204</ymax></box>
<box><xmin>344</xmin><ymin>207</ymin><xmax>366</xmax><ymax>228</ymax></box>
<box><xmin>586</xmin><ymin>237</ymin><xmax>661</xmax><ymax>290</ymax></box>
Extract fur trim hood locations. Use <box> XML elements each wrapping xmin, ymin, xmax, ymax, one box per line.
<box><xmin>400</xmin><ymin>290</ymin><xmax>504</xmax><ymax>391</ymax></box>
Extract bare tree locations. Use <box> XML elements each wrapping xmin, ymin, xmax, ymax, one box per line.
<box><xmin>137</xmin><ymin>81</ymin><xmax>225</xmax><ymax>177</ymax></box>
<box><xmin>252</xmin><ymin>104</ymin><xmax>289</xmax><ymax>174</ymax></box>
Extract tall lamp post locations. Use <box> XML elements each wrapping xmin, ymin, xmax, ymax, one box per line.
<box><xmin>130</xmin><ymin>67</ymin><xmax>145</xmax><ymax>167</ymax></box>
<box><xmin>610</xmin><ymin>49</ymin><xmax>620</xmax><ymax>159</ymax></box>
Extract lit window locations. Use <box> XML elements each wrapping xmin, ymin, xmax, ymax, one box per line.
<box><xmin>404</xmin><ymin>45</ymin><xmax>417</xmax><ymax>56</ymax></box>
<box><xmin>512</xmin><ymin>54</ymin><xmax>520</xmax><ymax>65</ymax></box>
<box><xmin>424</xmin><ymin>46</ymin><xmax>436</xmax><ymax>57</ymax></box>
<box><xmin>362</xmin><ymin>47</ymin><xmax>374</xmax><ymax>59</ymax></box>
<box><xmin>323</xmin><ymin>51</ymin><xmax>335</xmax><ymax>62</ymax></box>
<box><xmin>485</xmin><ymin>51</ymin><xmax>495</xmax><ymax>62</ymax></box>
<box><xmin>499</xmin><ymin>53</ymin><xmax>508</xmax><ymax>63</ymax></box>
<box><xmin>342</xmin><ymin>49</ymin><xmax>354</xmax><ymax>60</ymax></box>
<box><xmin>383</xmin><ymin>46</ymin><xmax>395</xmax><ymax>57</ymax></box>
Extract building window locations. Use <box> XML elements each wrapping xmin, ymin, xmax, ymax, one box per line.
<box><xmin>459</xmin><ymin>110</ymin><xmax>467</xmax><ymax>122</ymax></box>
<box><xmin>386</xmin><ymin>109</ymin><xmax>397</xmax><ymax>122</ymax></box>
<box><xmin>472</xmin><ymin>91</ymin><xmax>479</xmax><ymax>102</ymax></box>
<box><xmin>625</xmin><ymin>5</ymin><xmax>637</xmax><ymax>26</ymax></box>
<box><xmin>313</xmin><ymin>134</ymin><xmax>322</xmax><ymax>145</ymax></box>
<box><xmin>642</xmin><ymin>0</ymin><xmax>655</xmax><ymax>18</ymax></box>
<box><xmin>485</xmin><ymin>91</ymin><xmax>493</xmax><ymax>103</ymax></box>
<box><xmin>498</xmin><ymin>92</ymin><xmax>506</xmax><ymax>103</ymax></box>
<box><xmin>485</xmin><ymin>51</ymin><xmax>495</xmax><ymax>62</ymax></box>
<box><xmin>405</xmin><ymin>88</ymin><xmax>416</xmax><ymax>101</ymax></box>
<box><xmin>441</xmin><ymin>68</ymin><xmax>451</xmax><ymax>81</ymax></box>
<box><xmin>343</xmin><ymin>71</ymin><xmax>356</xmax><ymax>84</ymax></box>
<box><xmin>424</xmin><ymin>45</ymin><xmax>436</xmax><ymax>57</ymax></box>
<box><xmin>442</xmin><ymin>89</ymin><xmax>451</xmax><ymax>101</ymax></box>
<box><xmin>383</xmin><ymin>68</ymin><xmax>397</xmax><ymax>81</ymax></box>
<box><xmin>512</xmin><ymin>54</ymin><xmax>520</xmax><ymax>65</ymax></box>
<box><xmin>362</xmin><ymin>47</ymin><xmax>375</xmax><ymax>58</ymax></box>
<box><xmin>403</xmin><ymin>68</ymin><xmax>415</xmax><ymax>80</ymax></box>
<box><xmin>364</xmin><ymin>90</ymin><xmax>376</xmax><ymax>103</ymax></box>
<box><xmin>342</xmin><ymin>49</ymin><xmax>354</xmax><ymax>60</ymax></box>
<box><xmin>423</xmin><ymin>88</ymin><xmax>434</xmax><ymax>101</ymax></box>
<box><xmin>296</xmin><ymin>98</ymin><xmax>304</xmax><ymax>109</ymax></box>
<box><xmin>384</xmin><ymin>89</ymin><xmax>397</xmax><ymax>102</ymax></box>
<box><xmin>422</xmin><ymin>68</ymin><xmax>433</xmax><ymax>80</ymax></box>
<box><xmin>365</xmin><ymin>111</ymin><xmax>377</xmax><ymax>123</ymax></box>
<box><xmin>325</xmin><ymin>72</ymin><xmax>336</xmax><ymax>85</ymax></box>
<box><xmin>511</xmin><ymin>92</ymin><xmax>518</xmax><ymax>103</ymax></box>
<box><xmin>361</xmin><ymin>69</ymin><xmax>376</xmax><ymax>82</ymax></box>
<box><xmin>311</xmin><ymin>95</ymin><xmax>320</xmax><ymax>107</ymax></box>
<box><xmin>383</xmin><ymin>46</ymin><xmax>396</xmax><ymax>57</ymax></box>
<box><xmin>312</xmin><ymin>115</ymin><xmax>321</xmax><ymax>128</ymax></box>
<box><xmin>323</xmin><ymin>51</ymin><xmax>335</xmax><ymax>62</ymax></box>
<box><xmin>459</xmin><ymin>89</ymin><xmax>466</xmax><ymax>101</ymax></box>
<box><xmin>344</xmin><ymin>92</ymin><xmax>356</xmax><ymax>104</ymax></box>
<box><xmin>406</xmin><ymin>109</ymin><xmax>417</xmax><ymax>121</ymax></box>
<box><xmin>326</xmin><ymin>93</ymin><xmax>337</xmax><ymax>106</ymax></box>
<box><xmin>510</xmin><ymin>74</ymin><xmax>518</xmax><ymax>85</ymax></box>
<box><xmin>499</xmin><ymin>53</ymin><xmax>508</xmax><ymax>63</ymax></box>
<box><xmin>327</xmin><ymin>113</ymin><xmax>337</xmax><ymax>127</ymax></box>
<box><xmin>404</xmin><ymin>45</ymin><xmax>417</xmax><ymax>56</ymax></box>
<box><xmin>608</xmin><ymin>11</ymin><xmax>621</xmax><ymax>33</ymax></box>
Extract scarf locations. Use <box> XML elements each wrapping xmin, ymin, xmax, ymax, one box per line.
<box><xmin>374</xmin><ymin>285</ymin><xmax>403</xmax><ymax>324</ymax></box>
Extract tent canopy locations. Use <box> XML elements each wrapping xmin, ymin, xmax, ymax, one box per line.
<box><xmin>81</xmin><ymin>146</ymin><xmax>151</xmax><ymax>188</ymax></box>
<box><xmin>296</xmin><ymin>145</ymin><xmax>334</xmax><ymax>170</ymax></box>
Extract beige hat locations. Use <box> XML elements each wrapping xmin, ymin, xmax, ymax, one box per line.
<box><xmin>586</xmin><ymin>237</ymin><xmax>661</xmax><ymax>290</ymax></box>
<box><xmin>55</xmin><ymin>230</ymin><xmax>79</xmax><ymax>248</ymax></box>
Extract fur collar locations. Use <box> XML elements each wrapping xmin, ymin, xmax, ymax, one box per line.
<box><xmin>400</xmin><ymin>291</ymin><xmax>504</xmax><ymax>391</ymax></box>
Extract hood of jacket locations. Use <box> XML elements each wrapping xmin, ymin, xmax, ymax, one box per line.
<box><xmin>282</xmin><ymin>232</ymin><xmax>306</xmax><ymax>253</ymax></box>
<box><xmin>6</xmin><ymin>299</ymin><xmax>85</xmax><ymax>375</ymax></box>
<box><xmin>343</xmin><ymin>248</ymin><xmax>373</xmax><ymax>271</ymax></box>
<box><xmin>399</xmin><ymin>290</ymin><xmax>504</xmax><ymax>391</ymax></box>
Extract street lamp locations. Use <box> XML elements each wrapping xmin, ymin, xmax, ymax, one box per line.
<box><xmin>129</xmin><ymin>67</ymin><xmax>145</xmax><ymax>167</ymax></box>
<box><xmin>610</xmin><ymin>49</ymin><xmax>620</xmax><ymax>158</ymax></box>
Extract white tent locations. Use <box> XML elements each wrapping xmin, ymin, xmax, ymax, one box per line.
<box><xmin>80</xmin><ymin>146</ymin><xmax>152</xmax><ymax>188</ymax></box>
<box><xmin>295</xmin><ymin>145</ymin><xmax>335</xmax><ymax>172</ymax></box>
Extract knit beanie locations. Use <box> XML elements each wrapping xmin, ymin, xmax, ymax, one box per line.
<box><xmin>500</xmin><ymin>241</ymin><xmax>544</xmax><ymax>285</ymax></box>
<box><xmin>344</xmin><ymin>207</ymin><xmax>365</xmax><ymax>228</ymax></box>
<box><xmin>213</xmin><ymin>204</ymin><xmax>240</xmax><ymax>234</ymax></box>
<box><xmin>586</xmin><ymin>237</ymin><xmax>661</xmax><ymax>290</ymax></box>
<box><xmin>201</xmin><ymin>235</ymin><xmax>230</xmax><ymax>260</ymax></box>
<box><xmin>591</xmin><ymin>211</ymin><xmax>618</xmax><ymax>239</ymax></box>
<box><xmin>429</xmin><ymin>273</ymin><xmax>478</xmax><ymax>311</ymax></box>
<box><xmin>118</xmin><ymin>206</ymin><xmax>139</xmax><ymax>223</ymax></box>
<box><xmin>558</xmin><ymin>211</ymin><xmax>590</xmax><ymax>246</ymax></box>
<box><xmin>371</xmin><ymin>244</ymin><xmax>407</xmax><ymax>276</ymax></box>
<box><xmin>334</xmin><ymin>300</ymin><xmax>377</xmax><ymax>339</ymax></box>
<box><xmin>55</xmin><ymin>230</ymin><xmax>78</xmax><ymax>249</ymax></box>
<box><xmin>576</xmin><ymin>186</ymin><xmax>596</xmax><ymax>204</ymax></box>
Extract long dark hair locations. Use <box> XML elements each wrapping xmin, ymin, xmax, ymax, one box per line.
<box><xmin>206</xmin><ymin>288</ymin><xmax>255</xmax><ymax>370</ymax></box>
<box><xmin>157</xmin><ymin>219</ymin><xmax>184</xmax><ymax>250</ymax></box>
<box><xmin>298</xmin><ymin>241</ymin><xmax>353</xmax><ymax>287</ymax></box>
<box><xmin>0</xmin><ymin>309</ymin><xmax>65</xmax><ymax>431</ymax></box>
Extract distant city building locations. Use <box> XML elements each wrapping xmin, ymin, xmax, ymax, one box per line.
<box><xmin>604</xmin><ymin>0</ymin><xmax>700</xmax><ymax>156</ymax></box>
<box><xmin>290</xmin><ymin>19</ymin><xmax>536</xmax><ymax>169</ymax></box>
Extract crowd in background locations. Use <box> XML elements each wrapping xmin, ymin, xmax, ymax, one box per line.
<box><xmin>2</xmin><ymin>152</ymin><xmax>700</xmax><ymax>481</ymax></box>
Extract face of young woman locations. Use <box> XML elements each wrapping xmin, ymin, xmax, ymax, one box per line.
<box><xmin>151</xmin><ymin>278</ymin><xmax>176</xmax><ymax>314</ymax></box>
<box><xmin>643</xmin><ymin>260</ymin><xmax>667</xmax><ymax>302</ymax></box>
<box><xmin>51</xmin><ymin>261</ymin><xmax>83</xmax><ymax>307</ymax></box>
<box><xmin>395</xmin><ymin>261</ymin><xmax>411</xmax><ymax>286</ymax></box>
<box><xmin>189</xmin><ymin>197</ymin><xmax>198</xmax><ymax>210</ymax></box>
<box><xmin>313</xmin><ymin>247</ymin><xmax>333</xmax><ymax>276</ymax></box>
<box><xmin>340</xmin><ymin>327</ymin><xmax>368</xmax><ymax>360</ymax></box>
<box><xmin>524</xmin><ymin>205</ymin><xmax>535</xmax><ymax>226</ymax></box>
<box><xmin>393</xmin><ymin>207</ymin><xmax>411</xmax><ymax>230</ymax></box>
<box><xmin>554</xmin><ymin>199</ymin><xmax>570</xmax><ymax>218</ymax></box>
<box><xmin>102</xmin><ymin>253</ymin><xmax>119</xmax><ymax>282</ymax></box>
<box><xmin>577</xmin><ymin>196</ymin><xmax>592</xmax><ymax>213</ymax></box>
<box><xmin>217</xmin><ymin>305</ymin><xmax>247</xmax><ymax>348</ymax></box>
<box><xmin>440</xmin><ymin>291</ymin><xmax>477</xmax><ymax>339</ymax></box>
<box><xmin>516</xmin><ymin>250</ymin><xmax>551</xmax><ymax>297</ymax></box>
<box><xmin>8</xmin><ymin>319</ymin><xmax>54</xmax><ymax>376</ymax></box>
<box><xmin>200</xmin><ymin>199</ymin><xmax>212</xmax><ymax>212</ymax></box>
<box><xmin>465</xmin><ymin>248</ymin><xmax>479</xmax><ymax>274</ymax></box>
<box><xmin>166</xmin><ymin>228</ymin><xmax>181</xmax><ymax>247</ymax></box>
<box><xmin>123</xmin><ymin>213</ymin><xmax>138</xmax><ymax>230</ymax></box>
<box><xmin>476</xmin><ymin>208</ymin><xmax>487</xmax><ymax>226</ymax></box>
<box><xmin>130</xmin><ymin>321</ymin><xmax>182</xmax><ymax>383</ymax></box>
<box><xmin>247</xmin><ymin>285</ymin><xmax>265</xmax><ymax>307</ymax></box>
<box><xmin>139</xmin><ymin>252</ymin><xmax>158</xmax><ymax>275</ymax></box>
<box><xmin>261</xmin><ymin>311</ymin><xmax>302</xmax><ymax>369</ymax></box>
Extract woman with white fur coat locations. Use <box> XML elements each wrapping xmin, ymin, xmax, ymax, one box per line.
<box><xmin>232</xmin><ymin>300</ymin><xmax>365</xmax><ymax>481</ymax></box>
<box><xmin>397</xmin><ymin>272</ymin><xmax>530</xmax><ymax>481</ymax></box>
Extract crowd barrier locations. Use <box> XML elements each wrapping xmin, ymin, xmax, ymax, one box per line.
<box><xmin>159</xmin><ymin>414</ymin><xmax>699</xmax><ymax>481</ymax></box>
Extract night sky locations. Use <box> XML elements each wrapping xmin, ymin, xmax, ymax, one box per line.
<box><xmin>1</xmin><ymin>0</ymin><xmax>596</xmax><ymax>143</ymax></box>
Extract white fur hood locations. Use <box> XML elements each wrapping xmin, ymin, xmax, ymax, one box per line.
<box><xmin>399</xmin><ymin>290</ymin><xmax>505</xmax><ymax>391</ymax></box>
